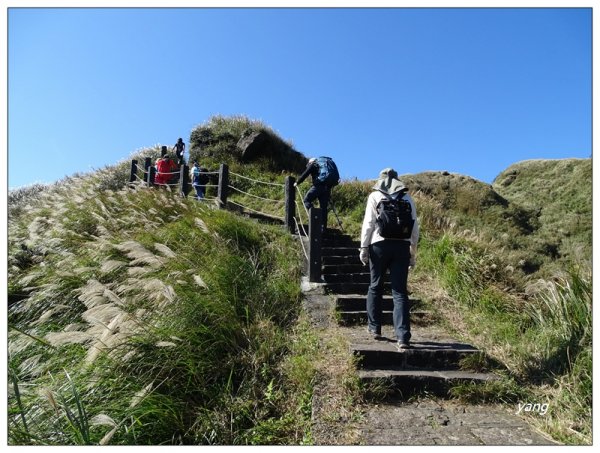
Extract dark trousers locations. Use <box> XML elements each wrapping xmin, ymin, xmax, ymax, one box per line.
<box><xmin>193</xmin><ymin>184</ymin><xmax>205</xmax><ymax>199</ymax></box>
<box><xmin>367</xmin><ymin>240</ymin><xmax>411</xmax><ymax>343</ymax></box>
<box><xmin>303</xmin><ymin>184</ymin><xmax>330</xmax><ymax>229</ymax></box>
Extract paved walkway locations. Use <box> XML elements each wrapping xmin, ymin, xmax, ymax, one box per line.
<box><xmin>353</xmin><ymin>398</ymin><xmax>556</xmax><ymax>446</ymax></box>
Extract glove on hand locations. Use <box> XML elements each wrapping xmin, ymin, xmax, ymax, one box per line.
<box><xmin>359</xmin><ymin>247</ymin><xmax>369</xmax><ymax>266</ymax></box>
<box><xmin>409</xmin><ymin>255</ymin><xmax>416</xmax><ymax>269</ymax></box>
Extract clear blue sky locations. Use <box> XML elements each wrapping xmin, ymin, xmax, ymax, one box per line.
<box><xmin>7</xmin><ymin>6</ymin><xmax>592</xmax><ymax>189</ymax></box>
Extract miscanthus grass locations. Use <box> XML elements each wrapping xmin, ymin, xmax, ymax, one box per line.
<box><xmin>7</xmin><ymin>172</ymin><xmax>318</xmax><ymax>445</ymax></box>
<box><xmin>415</xmin><ymin>231</ymin><xmax>592</xmax><ymax>445</ymax></box>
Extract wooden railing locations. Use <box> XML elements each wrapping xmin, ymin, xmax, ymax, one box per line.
<box><xmin>129</xmin><ymin>158</ymin><xmax>327</xmax><ymax>281</ymax></box>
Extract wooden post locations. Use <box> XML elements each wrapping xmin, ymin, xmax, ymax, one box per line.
<box><xmin>285</xmin><ymin>176</ymin><xmax>296</xmax><ymax>234</ymax></box>
<box><xmin>144</xmin><ymin>157</ymin><xmax>152</xmax><ymax>183</ymax></box>
<box><xmin>217</xmin><ymin>163</ymin><xmax>229</xmax><ymax>208</ymax></box>
<box><xmin>180</xmin><ymin>164</ymin><xmax>189</xmax><ymax>197</ymax></box>
<box><xmin>129</xmin><ymin>159</ymin><xmax>138</xmax><ymax>183</ymax></box>
<box><xmin>308</xmin><ymin>207</ymin><xmax>323</xmax><ymax>282</ymax></box>
<box><xmin>148</xmin><ymin>166</ymin><xmax>156</xmax><ymax>186</ymax></box>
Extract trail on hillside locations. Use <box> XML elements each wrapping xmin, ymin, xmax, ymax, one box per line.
<box><xmin>304</xmin><ymin>230</ymin><xmax>557</xmax><ymax>446</ymax></box>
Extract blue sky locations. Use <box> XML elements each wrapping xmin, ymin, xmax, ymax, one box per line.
<box><xmin>6</xmin><ymin>6</ymin><xmax>592</xmax><ymax>189</ymax></box>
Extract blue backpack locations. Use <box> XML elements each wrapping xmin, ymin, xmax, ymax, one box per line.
<box><xmin>315</xmin><ymin>157</ymin><xmax>340</xmax><ymax>187</ymax></box>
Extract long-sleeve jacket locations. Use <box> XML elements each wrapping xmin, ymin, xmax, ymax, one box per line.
<box><xmin>360</xmin><ymin>190</ymin><xmax>420</xmax><ymax>261</ymax></box>
<box><xmin>297</xmin><ymin>161</ymin><xmax>319</xmax><ymax>185</ymax></box>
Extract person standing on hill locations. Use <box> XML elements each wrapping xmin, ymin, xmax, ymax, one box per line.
<box><xmin>359</xmin><ymin>168</ymin><xmax>419</xmax><ymax>350</ymax></box>
<box><xmin>155</xmin><ymin>154</ymin><xmax>179</xmax><ymax>186</ymax></box>
<box><xmin>173</xmin><ymin>138</ymin><xmax>186</xmax><ymax>165</ymax></box>
<box><xmin>294</xmin><ymin>156</ymin><xmax>340</xmax><ymax>231</ymax></box>
<box><xmin>190</xmin><ymin>161</ymin><xmax>208</xmax><ymax>200</ymax></box>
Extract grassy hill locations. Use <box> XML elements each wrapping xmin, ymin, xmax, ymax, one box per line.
<box><xmin>7</xmin><ymin>120</ymin><xmax>336</xmax><ymax>445</ymax></box>
<box><xmin>493</xmin><ymin>158</ymin><xmax>592</xmax><ymax>268</ymax></box>
<box><xmin>330</xmin><ymin>161</ymin><xmax>591</xmax><ymax>444</ymax></box>
<box><xmin>7</xmin><ymin>115</ymin><xmax>592</xmax><ymax>445</ymax></box>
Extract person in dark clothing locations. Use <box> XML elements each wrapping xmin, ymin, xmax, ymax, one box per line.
<box><xmin>190</xmin><ymin>161</ymin><xmax>208</xmax><ymax>200</ymax></box>
<box><xmin>173</xmin><ymin>138</ymin><xmax>185</xmax><ymax>165</ymax></box>
<box><xmin>294</xmin><ymin>157</ymin><xmax>332</xmax><ymax>230</ymax></box>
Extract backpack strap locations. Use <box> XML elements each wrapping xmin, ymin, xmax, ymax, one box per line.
<box><xmin>378</xmin><ymin>187</ymin><xmax>408</xmax><ymax>200</ymax></box>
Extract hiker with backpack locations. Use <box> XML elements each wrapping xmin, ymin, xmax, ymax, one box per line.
<box><xmin>173</xmin><ymin>138</ymin><xmax>186</xmax><ymax>165</ymax></box>
<box><xmin>190</xmin><ymin>161</ymin><xmax>209</xmax><ymax>200</ymax></box>
<box><xmin>294</xmin><ymin>156</ymin><xmax>340</xmax><ymax>231</ymax></box>
<box><xmin>359</xmin><ymin>168</ymin><xmax>419</xmax><ymax>350</ymax></box>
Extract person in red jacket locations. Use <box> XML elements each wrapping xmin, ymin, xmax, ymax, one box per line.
<box><xmin>155</xmin><ymin>154</ymin><xmax>178</xmax><ymax>186</ymax></box>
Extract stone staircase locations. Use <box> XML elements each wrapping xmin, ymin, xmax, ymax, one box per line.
<box><xmin>321</xmin><ymin>230</ymin><xmax>499</xmax><ymax>397</ymax></box>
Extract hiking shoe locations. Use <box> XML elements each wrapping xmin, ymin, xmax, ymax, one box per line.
<box><xmin>367</xmin><ymin>327</ymin><xmax>383</xmax><ymax>340</ymax></box>
<box><xmin>396</xmin><ymin>341</ymin><xmax>411</xmax><ymax>350</ymax></box>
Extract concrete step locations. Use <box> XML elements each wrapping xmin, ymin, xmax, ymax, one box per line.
<box><xmin>323</xmin><ymin>272</ymin><xmax>371</xmax><ymax>284</ymax></box>
<box><xmin>321</xmin><ymin>246</ymin><xmax>358</xmax><ymax>258</ymax></box>
<box><xmin>338</xmin><ymin>310</ymin><xmax>434</xmax><ymax>326</ymax></box>
<box><xmin>322</xmin><ymin>236</ymin><xmax>359</xmax><ymax>247</ymax></box>
<box><xmin>358</xmin><ymin>368</ymin><xmax>498</xmax><ymax>397</ymax></box>
<box><xmin>335</xmin><ymin>296</ymin><xmax>423</xmax><ymax>311</ymax></box>
<box><xmin>322</xmin><ymin>255</ymin><xmax>363</xmax><ymax>265</ymax></box>
<box><xmin>322</xmin><ymin>263</ymin><xmax>369</xmax><ymax>274</ymax></box>
<box><xmin>325</xmin><ymin>282</ymin><xmax>388</xmax><ymax>294</ymax></box>
<box><xmin>352</xmin><ymin>340</ymin><xmax>483</xmax><ymax>369</ymax></box>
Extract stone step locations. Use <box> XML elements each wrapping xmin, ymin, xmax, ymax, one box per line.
<box><xmin>325</xmin><ymin>282</ymin><xmax>388</xmax><ymax>294</ymax></box>
<box><xmin>352</xmin><ymin>341</ymin><xmax>482</xmax><ymax>370</ymax></box>
<box><xmin>323</xmin><ymin>272</ymin><xmax>371</xmax><ymax>284</ymax></box>
<box><xmin>321</xmin><ymin>246</ymin><xmax>358</xmax><ymax>258</ymax></box>
<box><xmin>338</xmin><ymin>310</ymin><xmax>434</xmax><ymax>326</ymax></box>
<box><xmin>335</xmin><ymin>296</ymin><xmax>423</xmax><ymax>311</ymax></box>
<box><xmin>322</xmin><ymin>236</ymin><xmax>359</xmax><ymax>247</ymax></box>
<box><xmin>358</xmin><ymin>368</ymin><xmax>498</xmax><ymax>397</ymax></box>
<box><xmin>322</xmin><ymin>255</ymin><xmax>363</xmax><ymax>265</ymax></box>
<box><xmin>322</xmin><ymin>263</ymin><xmax>369</xmax><ymax>274</ymax></box>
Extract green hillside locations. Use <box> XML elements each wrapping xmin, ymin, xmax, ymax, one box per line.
<box><xmin>7</xmin><ymin>119</ymin><xmax>336</xmax><ymax>445</ymax></box>
<box><xmin>493</xmin><ymin>158</ymin><xmax>592</xmax><ymax>267</ymax></box>
<box><xmin>330</xmin><ymin>162</ymin><xmax>591</xmax><ymax>444</ymax></box>
<box><xmin>7</xmin><ymin>116</ymin><xmax>592</xmax><ymax>445</ymax></box>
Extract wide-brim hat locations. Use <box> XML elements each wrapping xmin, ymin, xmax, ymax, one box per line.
<box><xmin>373</xmin><ymin>168</ymin><xmax>407</xmax><ymax>195</ymax></box>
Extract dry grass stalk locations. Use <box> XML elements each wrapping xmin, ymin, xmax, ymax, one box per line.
<box><xmin>194</xmin><ymin>218</ymin><xmax>210</xmax><ymax>233</ymax></box>
<box><xmin>101</xmin><ymin>260</ymin><xmax>127</xmax><ymax>274</ymax></box>
<box><xmin>45</xmin><ymin>331</ymin><xmax>92</xmax><ymax>346</ymax></box>
<box><xmin>154</xmin><ymin>243</ymin><xmax>177</xmax><ymax>258</ymax></box>
<box><xmin>129</xmin><ymin>383</ymin><xmax>153</xmax><ymax>408</ymax></box>
<box><xmin>82</xmin><ymin>304</ymin><xmax>124</xmax><ymax>325</ymax></box>
<box><xmin>193</xmin><ymin>275</ymin><xmax>209</xmax><ymax>289</ymax></box>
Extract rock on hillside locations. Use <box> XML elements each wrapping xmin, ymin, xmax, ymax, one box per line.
<box><xmin>188</xmin><ymin>115</ymin><xmax>307</xmax><ymax>174</ymax></box>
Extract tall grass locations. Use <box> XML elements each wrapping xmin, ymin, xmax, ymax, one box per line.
<box><xmin>416</xmin><ymin>231</ymin><xmax>592</xmax><ymax>444</ymax></box>
<box><xmin>527</xmin><ymin>266</ymin><xmax>592</xmax><ymax>443</ymax></box>
<box><xmin>7</xmin><ymin>166</ymin><xmax>321</xmax><ymax>445</ymax></box>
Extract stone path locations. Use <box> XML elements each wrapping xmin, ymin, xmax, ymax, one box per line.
<box><xmin>304</xmin><ymin>230</ymin><xmax>558</xmax><ymax>446</ymax></box>
<box><xmin>353</xmin><ymin>399</ymin><xmax>554</xmax><ymax>446</ymax></box>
